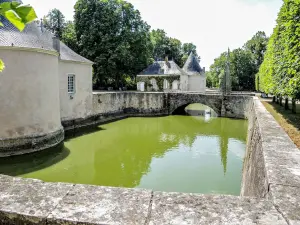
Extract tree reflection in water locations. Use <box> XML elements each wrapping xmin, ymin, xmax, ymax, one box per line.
<box><xmin>0</xmin><ymin>115</ymin><xmax>248</xmax><ymax>194</ymax></box>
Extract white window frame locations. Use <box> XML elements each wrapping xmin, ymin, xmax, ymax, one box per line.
<box><xmin>68</xmin><ymin>74</ymin><xmax>76</xmax><ymax>94</ymax></box>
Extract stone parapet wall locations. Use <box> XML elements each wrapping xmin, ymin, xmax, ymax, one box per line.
<box><xmin>0</xmin><ymin>174</ymin><xmax>287</xmax><ymax>225</ymax></box>
<box><xmin>62</xmin><ymin>92</ymin><xmax>253</xmax><ymax>133</ymax></box>
<box><xmin>92</xmin><ymin>92</ymin><xmax>168</xmax><ymax>115</ymax></box>
<box><xmin>242</xmin><ymin>97</ymin><xmax>300</xmax><ymax>224</ymax></box>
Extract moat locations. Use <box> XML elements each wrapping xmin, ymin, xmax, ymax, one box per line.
<box><xmin>0</xmin><ymin>115</ymin><xmax>247</xmax><ymax>195</ymax></box>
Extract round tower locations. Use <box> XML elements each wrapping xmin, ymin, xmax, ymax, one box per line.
<box><xmin>0</xmin><ymin>0</ymin><xmax>64</xmax><ymax>156</ymax></box>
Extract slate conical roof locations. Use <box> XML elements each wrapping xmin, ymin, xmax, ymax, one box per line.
<box><xmin>139</xmin><ymin>60</ymin><xmax>185</xmax><ymax>76</ymax></box>
<box><xmin>183</xmin><ymin>52</ymin><xmax>203</xmax><ymax>75</ymax></box>
<box><xmin>0</xmin><ymin>0</ymin><xmax>92</xmax><ymax>64</ymax></box>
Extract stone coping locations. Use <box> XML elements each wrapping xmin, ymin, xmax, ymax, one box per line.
<box><xmin>0</xmin><ymin>175</ymin><xmax>287</xmax><ymax>225</ymax></box>
<box><xmin>243</xmin><ymin>97</ymin><xmax>300</xmax><ymax>224</ymax></box>
<box><xmin>0</xmin><ymin>96</ymin><xmax>299</xmax><ymax>224</ymax></box>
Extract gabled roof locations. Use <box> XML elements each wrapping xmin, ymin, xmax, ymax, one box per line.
<box><xmin>183</xmin><ymin>52</ymin><xmax>203</xmax><ymax>75</ymax></box>
<box><xmin>138</xmin><ymin>60</ymin><xmax>185</xmax><ymax>76</ymax></box>
<box><xmin>0</xmin><ymin>0</ymin><xmax>92</xmax><ymax>64</ymax></box>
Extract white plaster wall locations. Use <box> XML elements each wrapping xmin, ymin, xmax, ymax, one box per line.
<box><xmin>59</xmin><ymin>61</ymin><xmax>93</xmax><ymax>121</ymax></box>
<box><xmin>0</xmin><ymin>49</ymin><xmax>62</xmax><ymax>138</ymax></box>
<box><xmin>188</xmin><ymin>76</ymin><xmax>206</xmax><ymax>92</ymax></box>
<box><xmin>180</xmin><ymin>75</ymin><xmax>189</xmax><ymax>91</ymax></box>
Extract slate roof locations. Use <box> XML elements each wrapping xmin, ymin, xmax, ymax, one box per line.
<box><xmin>182</xmin><ymin>52</ymin><xmax>203</xmax><ymax>75</ymax></box>
<box><xmin>0</xmin><ymin>0</ymin><xmax>92</xmax><ymax>64</ymax></box>
<box><xmin>60</xmin><ymin>42</ymin><xmax>93</xmax><ymax>64</ymax></box>
<box><xmin>138</xmin><ymin>61</ymin><xmax>185</xmax><ymax>76</ymax></box>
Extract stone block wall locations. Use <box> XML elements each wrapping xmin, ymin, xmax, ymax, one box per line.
<box><xmin>241</xmin><ymin>97</ymin><xmax>300</xmax><ymax>224</ymax></box>
<box><xmin>92</xmin><ymin>92</ymin><xmax>168</xmax><ymax>115</ymax></box>
<box><xmin>62</xmin><ymin>92</ymin><xmax>254</xmax><ymax>134</ymax></box>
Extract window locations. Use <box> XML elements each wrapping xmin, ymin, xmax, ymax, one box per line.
<box><xmin>68</xmin><ymin>74</ymin><xmax>75</xmax><ymax>94</ymax></box>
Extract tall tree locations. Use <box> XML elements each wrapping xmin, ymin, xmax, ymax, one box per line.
<box><xmin>244</xmin><ymin>31</ymin><xmax>268</xmax><ymax>90</ymax></box>
<box><xmin>75</xmin><ymin>0</ymin><xmax>153</xmax><ymax>88</ymax></box>
<box><xmin>258</xmin><ymin>0</ymin><xmax>300</xmax><ymax>112</ymax></box>
<box><xmin>244</xmin><ymin>31</ymin><xmax>268</xmax><ymax>70</ymax></box>
<box><xmin>150</xmin><ymin>29</ymin><xmax>170</xmax><ymax>61</ymax></box>
<box><xmin>150</xmin><ymin>29</ymin><xmax>200</xmax><ymax>67</ymax></box>
<box><xmin>43</xmin><ymin>8</ymin><xmax>66</xmax><ymax>38</ymax></box>
<box><xmin>208</xmin><ymin>49</ymin><xmax>256</xmax><ymax>91</ymax></box>
<box><xmin>208</xmin><ymin>31</ymin><xmax>268</xmax><ymax>91</ymax></box>
<box><xmin>61</xmin><ymin>21</ymin><xmax>78</xmax><ymax>53</ymax></box>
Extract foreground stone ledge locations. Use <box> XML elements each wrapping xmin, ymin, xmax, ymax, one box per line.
<box><xmin>268</xmin><ymin>184</ymin><xmax>300</xmax><ymax>225</ymax></box>
<box><xmin>47</xmin><ymin>184</ymin><xmax>152</xmax><ymax>225</ymax></box>
<box><xmin>149</xmin><ymin>192</ymin><xmax>287</xmax><ymax>225</ymax></box>
<box><xmin>0</xmin><ymin>175</ymin><xmax>73</xmax><ymax>225</ymax></box>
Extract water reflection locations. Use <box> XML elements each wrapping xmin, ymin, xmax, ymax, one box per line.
<box><xmin>0</xmin><ymin>116</ymin><xmax>248</xmax><ymax>195</ymax></box>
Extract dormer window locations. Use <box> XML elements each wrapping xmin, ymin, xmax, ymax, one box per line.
<box><xmin>68</xmin><ymin>74</ymin><xmax>76</xmax><ymax>94</ymax></box>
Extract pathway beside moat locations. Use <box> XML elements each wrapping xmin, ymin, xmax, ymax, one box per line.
<box><xmin>261</xmin><ymin>97</ymin><xmax>300</xmax><ymax>149</ymax></box>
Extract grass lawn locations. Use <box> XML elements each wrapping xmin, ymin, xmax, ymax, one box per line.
<box><xmin>261</xmin><ymin>98</ymin><xmax>300</xmax><ymax>149</ymax></box>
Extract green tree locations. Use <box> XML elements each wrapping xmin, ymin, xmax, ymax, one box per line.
<box><xmin>43</xmin><ymin>8</ymin><xmax>66</xmax><ymax>38</ymax></box>
<box><xmin>230</xmin><ymin>48</ymin><xmax>256</xmax><ymax>91</ymax></box>
<box><xmin>181</xmin><ymin>43</ymin><xmax>200</xmax><ymax>65</ymax></box>
<box><xmin>74</xmin><ymin>0</ymin><xmax>153</xmax><ymax>88</ymax></box>
<box><xmin>244</xmin><ymin>31</ymin><xmax>268</xmax><ymax>90</ymax></box>
<box><xmin>61</xmin><ymin>21</ymin><xmax>78</xmax><ymax>53</ymax></box>
<box><xmin>208</xmin><ymin>31</ymin><xmax>268</xmax><ymax>91</ymax></box>
<box><xmin>150</xmin><ymin>29</ymin><xmax>170</xmax><ymax>60</ymax></box>
<box><xmin>258</xmin><ymin>0</ymin><xmax>300</xmax><ymax>113</ymax></box>
<box><xmin>0</xmin><ymin>1</ymin><xmax>37</xmax><ymax>72</ymax></box>
<box><xmin>209</xmin><ymin>52</ymin><xmax>228</xmax><ymax>88</ymax></box>
<box><xmin>244</xmin><ymin>31</ymin><xmax>268</xmax><ymax>70</ymax></box>
<box><xmin>208</xmin><ymin>49</ymin><xmax>256</xmax><ymax>91</ymax></box>
<box><xmin>150</xmin><ymin>29</ymin><xmax>200</xmax><ymax>67</ymax></box>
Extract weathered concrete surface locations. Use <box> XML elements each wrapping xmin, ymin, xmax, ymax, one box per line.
<box><xmin>149</xmin><ymin>192</ymin><xmax>286</xmax><ymax>225</ymax></box>
<box><xmin>0</xmin><ymin>175</ymin><xmax>73</xmax><ymax>225</ymax></box>
<box><xmin>0</xmin><ymin>174</ymin><xmax>289</xmax><ymax>225</ymax></box>
<box><xmin>93</xmin><ymin>92</ymin><xmax>168</xmax><ymax>116</ymax></box>
<box><xmin>268</xmin><ymin>184</ymin><xmax>300</xmax><ymax>225</ymax></box>
<box><xmin>47</xmin><ymin>185</ymin><xmax>152</xmax><ymax>225</ymax></box>
<box><xmin>242</xmin><ymin>97</ymin><xmax>300</xmax><ymax>225</ymax></box>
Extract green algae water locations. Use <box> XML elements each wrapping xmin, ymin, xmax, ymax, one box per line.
<box><xmin>0</xmin><ymin>116</ymin><xmax>248</xmax><ymax>195</ymax></box>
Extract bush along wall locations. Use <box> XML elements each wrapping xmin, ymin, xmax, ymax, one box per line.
<box><xmin>137</xmin><ymin>75</ymin><xmax>180</xmax><ymax>91</ymax></box>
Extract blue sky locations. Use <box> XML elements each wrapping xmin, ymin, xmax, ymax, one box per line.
<box><xmin>26</xmin><ymin>0</ymin><xmax>282</xmax><ymax>69</ymax></box>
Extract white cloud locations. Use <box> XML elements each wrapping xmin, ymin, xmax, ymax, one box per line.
<box><xmin>25</xmin><ymin>0</ymin><xmax>282</xmax><ymax>68</ymax></box>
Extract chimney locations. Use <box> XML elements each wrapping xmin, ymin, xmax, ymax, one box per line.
<box><xmin>52</xmin><ymin>36</ymin><xmax>60</xmax><ymax>55</ymax></box>
<box><xmin>165</xmin><ymin>55</ymin><xmax>171</xmax><ymax>68</ymax></box>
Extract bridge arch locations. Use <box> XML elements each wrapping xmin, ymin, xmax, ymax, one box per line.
<box><xmin>168</xmin><ymin>93</ymin><xmax>223</xmax><ymax>116</ymax></box>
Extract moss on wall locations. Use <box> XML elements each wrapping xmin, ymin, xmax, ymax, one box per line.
<box><xmin>137</xmin><ymin>76</ymin><xmax>180</xmax><ymax>91</ymax></box>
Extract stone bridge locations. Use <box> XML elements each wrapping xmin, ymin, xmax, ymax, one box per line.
<box><xmin>168</xmin><ymin>93</ymin><xmax>223</xmax><ymax>115</ymax></box>
<box><xmin>89</xmin><ymin>92</ymin><xmax>253</xmax><ymax>123</ymax></box>
<box><xmin>167</xmin><ymin>93</ymin><xmax>252</xmax><ymax>118</ymax></box>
